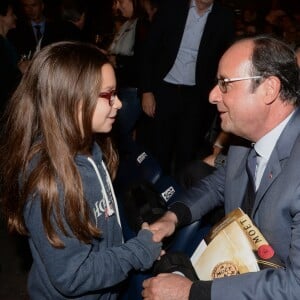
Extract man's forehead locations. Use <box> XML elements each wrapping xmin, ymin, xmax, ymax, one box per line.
<box><xmin>218</xmin><ymin>40</ymin><xmax>254</xmax><ymax>74</ymax></box>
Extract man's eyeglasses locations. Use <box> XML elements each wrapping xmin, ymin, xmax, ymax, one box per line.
<box><xmin>99</xmin><ymin>90</ymin><xmax>118</xmax><ymax>106</ymax></box>
<box><xmin>217</xmin><ymin>76</ymin><xmax>263</xmax><ymax>93</ymax></box>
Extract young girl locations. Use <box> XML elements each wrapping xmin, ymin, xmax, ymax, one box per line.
<box><xmin>0</xmin><ymin>41</ymin><xmax>162</xmax><ymax>299</ymax></box>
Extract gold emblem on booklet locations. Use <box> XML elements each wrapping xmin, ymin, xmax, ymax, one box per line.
<box><xmin>211</xmin><ymin>261</ymin><xmax>240</xmax><ymax>278</ymax></box>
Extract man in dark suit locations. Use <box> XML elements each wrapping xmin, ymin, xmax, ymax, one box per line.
<box><xmin>142</xmin><ymin>35</ymin><xmax>300</xmax><ymax>300</ymax></box>
<box><xmin>57</xmin><ymin>0</ymin><xmax>87</xmax><ymax>42</ymax></box>
<box><xmin>138</xmin><ymin>0</ymin><xmax>235</xmax><ymax>176</ymax></box>
<box><xmin>7</xmin><ymin>0</ymin><xmax>58</xmax><ymax>58</ymax></box>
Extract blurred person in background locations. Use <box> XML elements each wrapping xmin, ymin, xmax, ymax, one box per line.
<box><xmin>57</xmin><ymin>0</ymin><xmax>87</xmax><ymax>42</ymax></box>
<box><xmin>7</xmin><ymin>0</ymin><xmax>58</xmax><ymax>58</ymax></box>
<box><xmin>138</xmin><ymin>0</ymin><xmax>235</xmax><ymax>176</ymax></box>
<box><xmin>0</xmin><ymin>0</ymin><xmax>28</xmax><ymax>119</ymax></box>
<box><xmin>107</xmin><ymin>0</ymin><xmax>154</xmax><ymax>156</ymax></box>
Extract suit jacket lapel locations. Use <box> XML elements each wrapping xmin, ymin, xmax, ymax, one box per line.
<box><xmin>225</xmin><ymin>145</ymin><xmax>250</xmax><ymax>212</ymax></box>
<box><xmin>174</xmin><ymin>0</ymin><xmax>190</xmax><ymax>36</ymax></box>
<box><xmin>199</xmin><ymin>3</ymin><xmax>216</xmax><ymax>48</ymax></box>
<box><xmin>252</xmin><ymin>108</ymin><xmax>300</xmax><ymax>216</ymax></box>
<box><xmin>254</xmin><ymin>151</ymin><xmax>282</xmax><ymax>210</ymax></box>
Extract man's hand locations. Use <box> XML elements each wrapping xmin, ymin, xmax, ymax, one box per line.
<box><xmin>142</xmin><ymin>273</ymin><xmax>192</xmax><ymax>300</ymax></box>
<box><xmin>142</xmin><ymin>92</ymin><xmax>156</xmax><ymax>117</ymax></box>
<box><xmin>141</xmin><ymin>222</ymin><xmax>166</xmax><ymax>259</ymax></box>
<box><xmin>149</xmin><ymin>211</ymin><xmax>178</xmax><ymax>243</ymax></box>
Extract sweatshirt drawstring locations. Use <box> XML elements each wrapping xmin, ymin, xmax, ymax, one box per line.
<box><xmin>87</xmin><ymin>157</ymin><xmax>123</xmax><ymax>240</ymax></box>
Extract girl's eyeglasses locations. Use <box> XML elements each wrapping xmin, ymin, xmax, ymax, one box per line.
<box><xmin>99</xmin><ymin>90</ymin><xmax>118</xmax><ymax>106</ymax></box>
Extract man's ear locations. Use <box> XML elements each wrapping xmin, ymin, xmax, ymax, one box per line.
<box><xmin>263</xmin><ymin>76</ymin><xmax>281</xmax><ymax>105</ymax></box>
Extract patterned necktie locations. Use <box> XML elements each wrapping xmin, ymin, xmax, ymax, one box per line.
<box><xmin>254</xmin><ymin>152</ymin><xmax>267</xmax><ymax>191</ymax></box>
<box><xmin>34</xmin><ymin>24</ymin><xmax>42</xmax><ymax>42</ymax></box>
<box><xmin>247</xmin><ymin>146</ymin><xmax>257</xmax><ymax>188</ymax></box>
<box><xmin>241</xmin><ymin>147</ymin><xmax>257</xmax><ymax>215</ymax></box>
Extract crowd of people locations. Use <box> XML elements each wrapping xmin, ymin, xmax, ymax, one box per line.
<box><xmin>1</xmin><ymin>0</ymin><xmax>300</xmax><ymax>299</ymax></box>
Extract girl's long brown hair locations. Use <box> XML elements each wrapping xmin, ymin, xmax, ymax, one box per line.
<box><xmin>0</xmin><ymin>41</ymin><xmax>119</xmax><ymax>248</ymax></box>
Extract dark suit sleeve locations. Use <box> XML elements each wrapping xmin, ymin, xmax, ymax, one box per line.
<box><xmin>189</xmin><ymin>281</ymin><xmax>212</xmax><ymax>300</ymax></box>
<box><xmin>169</xmin><ymin>202</ymin><xmax>192</xmax><ymax>227</ymax></box>
<box><xmin>170</xmin><ymin>164</ymin><xmax>226</xmax><ymax>224</ymax></box>
<box><xmin>139</xmin><ymin>0</ymin><xmax>171</xmax><ymax>93</ymax></box>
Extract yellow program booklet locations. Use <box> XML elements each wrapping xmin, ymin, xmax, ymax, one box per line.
<box><xmin>191</xmin><ymin>208</ymin><xmax>283</xmax><ymax>280</ymax></box>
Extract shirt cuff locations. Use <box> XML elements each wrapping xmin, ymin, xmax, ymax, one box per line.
<box><xmin>189</xmin><ymin>280</ymin><xmax>212</xmax><ymax>300</ymax></box>
<box><xmin>168</xmin><ymin>202</ymin><xmax>192</xmax><ymax>227</ymax></box>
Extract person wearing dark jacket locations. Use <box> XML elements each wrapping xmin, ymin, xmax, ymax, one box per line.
<box><xmin>57</xmin><ymin>0</ymin><xmax>87</xmax><ymax>42</ymax></box>
<box><xmin>139</xmin><ymin>0</ymin><xmax>235</xmax><ymax>175</ymax></box>
<box><xmin>143</xmin><ymin>35</ymin><xmax>300</xmax><ymax>300</ymax></box>
<box><xmin>7</xmin><ymin>0</ymin><xmax>59</xmax><ymax>57</ymax></box>
<box><xmin>0</xmin><ymin>0</ymin><xmax>22</xmax><ymax>118</ymax></box>
<box><xmin>108</xmin><ymin>0</ymin><xmax>152</xmax><ymax>155</ymax></box>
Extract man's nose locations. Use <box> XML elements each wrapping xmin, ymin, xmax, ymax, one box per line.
<box><xmin>209</xmin><ymin>84</ymin><xmax>222</xmax><ymax>104</ymax></box>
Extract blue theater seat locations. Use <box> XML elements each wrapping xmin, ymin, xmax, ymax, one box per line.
<box><xmin>114</xmin><ymin>143</ymin><xmax>163</xmax><ymax>241</ymax></box>
<box><xmin>114</xmin><ymin>143</ymin><xmax>162</xmax><ymax>194</ymax></box>
<box><xmin>153</xmin><ymin>175</ymin><xmax>210</xmax><ymax>255</ymax></box>
<box><xmin>153</xmin><ymin>175</ymin><xmax>183</xmax><ymax>204</ymax></box>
